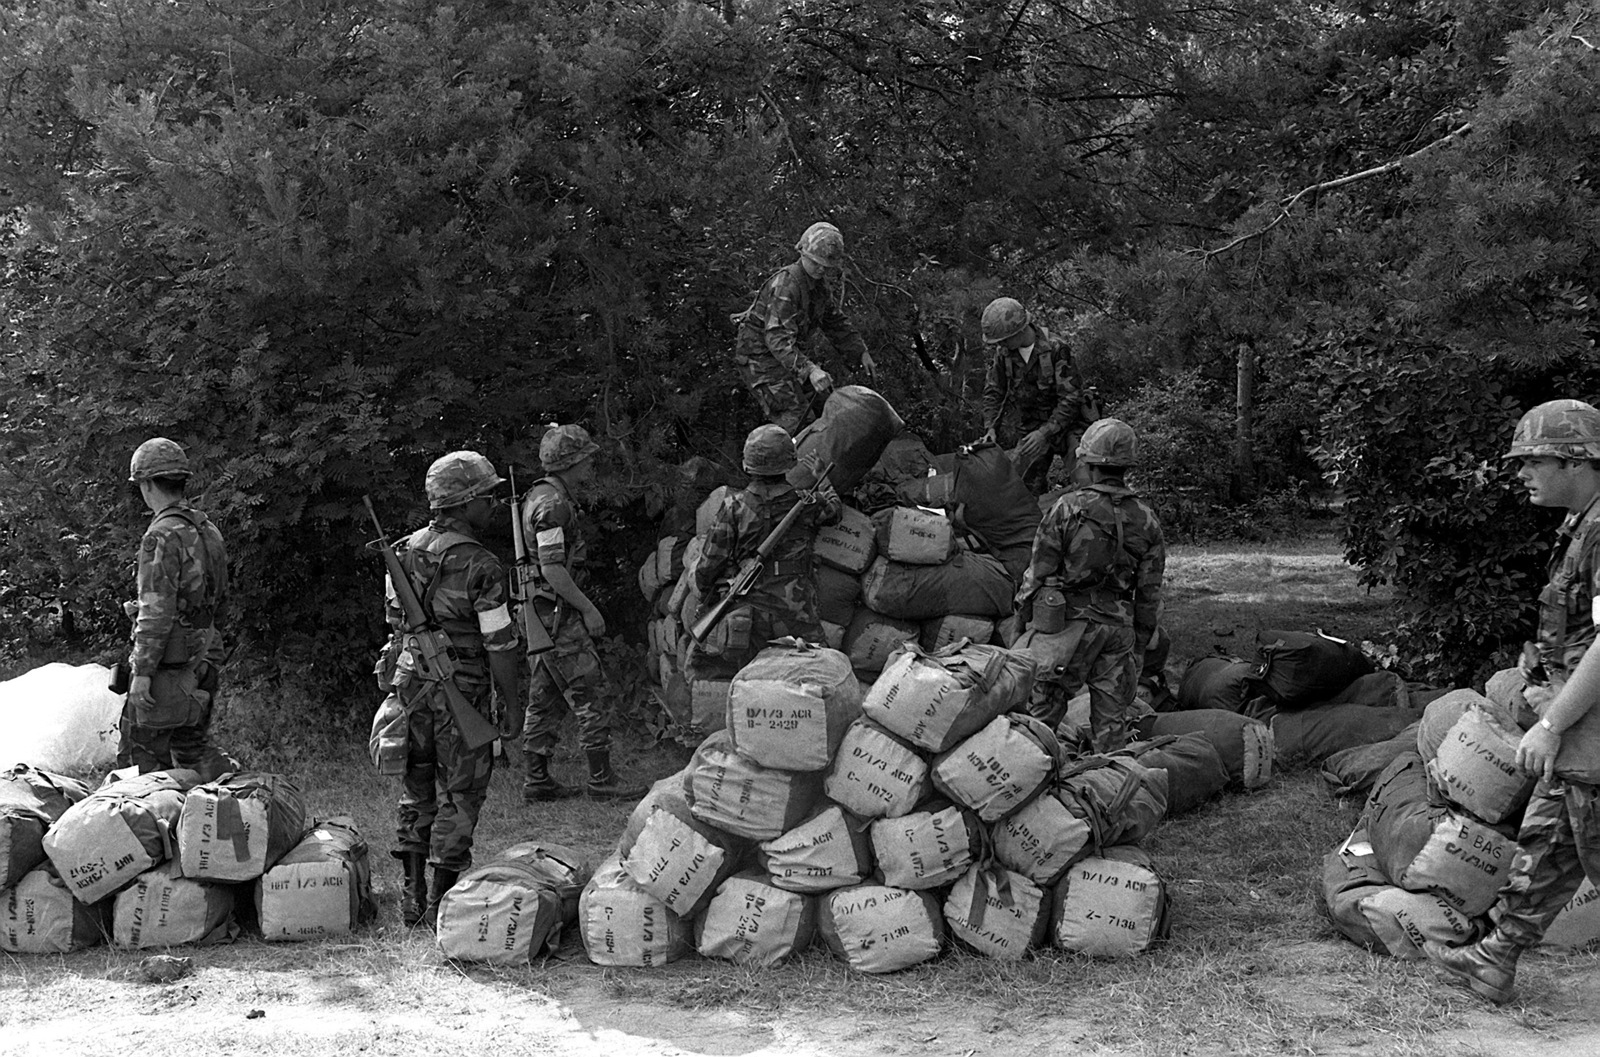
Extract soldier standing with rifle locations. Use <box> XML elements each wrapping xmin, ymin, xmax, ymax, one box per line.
<box><xmin>374</xmin><ymin>451</ymin><xmax>521</xmax><ymax>928</ymax></box>
<box><xmin>688</xmin><ymin>425</ymin><xmax>841</xmax><ymax>680</ymax></box>
<box><xmin>517</xmin><ymin>425</ymin><xmax>640</xmax><ymax>802</ymax></box>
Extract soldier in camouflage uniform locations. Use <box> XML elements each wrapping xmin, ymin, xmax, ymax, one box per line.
<box><xmin>734</xmin><ymin>222</ymin><xmax>876</xmax><ymax>434</ymax></box>
<box><xmin>689</xmin><ymin>425</ymin><xmax>842</xmax><ymax>679</ymax></box>
<box><xmin>1426</xmin><ymin>399</ymin><xmax>1600</xmax><ymax>1004</ymax></box>
<box><xmin>980</xmin><ymin>297</ymin><xmax>1099</xmax><ymax>495</ymax></box>
<box><xmin>519</xmin><ymin>425</ymin><xmax>641</xmax><ymax>802</ymax></box>
<box><xmin>1015</xmin><ymin>419</ymin><xmax>1164</xmax><ymax>751</ymax></box>
<box><xmin>383</xmin><ymin>451</ymin><xmax>521</xmax><ymax>927</ymax></box>
<box><xmin>123</xmin><ymin>438</ymin><xmax>234</xmax><ymax>781</ymax></box>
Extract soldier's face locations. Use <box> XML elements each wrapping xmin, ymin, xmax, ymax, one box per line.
<box><xmin>1517</xmin><ymin>456</ymin><xmax>1585</xmax><ymax>509</ymax></box>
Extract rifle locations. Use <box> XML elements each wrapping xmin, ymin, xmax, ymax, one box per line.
<box><xmin>508</xmin><ymin>469</ymin><xmax>566</xmax><ymax>694</ymax></box>
<box><xmin>363</xmin><ymin>495</ymin><xmax>500</xmax><ymax>750</ymax></box>
<box><xmin>690</xmin><ymin>460</ymin><xmax>835</xmax><ymax>645</ymax></box>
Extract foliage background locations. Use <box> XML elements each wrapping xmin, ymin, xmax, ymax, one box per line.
<box><xmin>5</xmin><ymin>0</ymin><xmax>1600</xmax><ymax>739</ymax></box>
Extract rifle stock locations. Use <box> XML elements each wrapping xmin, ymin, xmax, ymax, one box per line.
<box><xmin>509</xmin><ymin>471</ymin><xmax>566</xmax><ymax>692</ymax></box>
<box><xmin>363</xmin><ymin>495</ymin><xmax>500</xmax><ymax>750</ymax></box>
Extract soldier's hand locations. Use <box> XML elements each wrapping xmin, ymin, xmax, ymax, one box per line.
<box><xmin>808</xmin><ymin>366</ymin><xmax>834</xmax><ymax>393</ymax></box>
<box><xmin>1015</xmin><ymin>429</ymin><xmax>1049</xmax><ymax>467</ymax></box>
<box><xmin>127</xmin><ymin>674</ymin><xmax>153</xmax><ymax>711</ymax></box>
<box><xmin>1516</xmin><ymin>723</ymin><xmax>1561</xmax><ymax>782</ymax></box>
<box><xmin>860</xmin><ymin>350</ymin><xmax>877</xmax><ymax>380</ymax></box>
<box><xmin>582</xmin><ymin>606</ymin><xmax>607</xmax><ymax>638</ymax></box>
<box><xmin>979</xmin><ymin>427</ymin><xmax>998</xmax><ymax>446</ymax></box>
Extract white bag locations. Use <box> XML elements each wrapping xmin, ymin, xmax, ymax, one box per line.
<box><xmin>823</xmin><ymin>719</ymin><xmax>930</xmax><ymax>820</ymax></box>
<box><xmin>944</xmin><ymin>863</ymin><xmax>1050</xmax><ymax>960</ymax></box>
<box><xmin>757</xmin><ymin>804</ymin><xmax>875</xmax><ymax>893</ymax></box>
<box><xmin>1427</xmin><ymin>706</ymin><xmax>1535</xmax><ymax>824</ymax></box>
<box><xmin>257</xmin><ymin>816</ymin><xmax>375</xmax><ymax>943</ymax></box>
<box><xmin>990</xmin><ymin>792</ymin><xmax>1093</xmax><ymax>887</ymax></box>
<box><xmin>1051</xmin><ymin>847</ymin><xmax>1169</xmax><ymax>957</ymax></box>
<box><xmin>728</xmin><ymin>641</ymin><xmax>862</xmax><ymax>772</ymax></box>
<box><xmin>113</xmin><ymin>861</ymin><xmax>235</xmax><ymax>949</ymax></box>
<box><xmin>578</xmin><ymin>856</ymin><xmax>692</xmax><ymax>967</ymax></box>
<box><xmin>931</xmin><ymin>713</ymin><xmax>1061</xmax><ymax>822</ymax></box>
<box><xmin>819</xmin><ymin>883</ymin><xmax>944</xmax><ymax>973</ymax></box>
<box><xmin>870</xmin><ymin>802</ymin><xmax>983</xmax><ymax>890</ymax></box>
<box><xmin>695</xmin><ymin>873</ymin><xmax>817</xmax><ymax>967</ymax></box>
<box><xmin>1</xmin><ymin>865</ymin><xmax>110</xmax><ymax>953</ymax></box>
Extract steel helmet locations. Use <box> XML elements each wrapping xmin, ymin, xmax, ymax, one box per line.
<box><xmin>1076</xmin><ymin>418</ymin><xmax>1139</xmax><ymax>467</ymax></box>
<box><xmin>981</xmin><ymin>297</ymin><xmax>1030</xmax><ymax>345</ymax></box>
<box><xmin>796</xmin><ymin>222</ymin><xmax>846</xmax><ymax>273</ymax></box>
<box><xmin>1504</xmin><ymin>399</ymin><xmax>1600</xmax><ymax>461</ymax></box>
<box><xmin>742</xmin><ymin>424</ymin><xmax>798</xmax><ymax>475</ymax></box>
<box><xmin>539</xmin><ymin>423</ymin><xmax>600</xmax><ymax>473</ymax></box>
<box><xmin>128</xmin><ymin>438</ymin><xmax>192</xmax><ymax>482</ymax></box>
<box><xmin>425</xmin><ymin>450</ymin><xmax>505</xmax><ymax>510</ymax></box>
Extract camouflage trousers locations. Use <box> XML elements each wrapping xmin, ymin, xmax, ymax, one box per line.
<box><xmin>521</xmin><ymin>598</ymin><xmax>610</xmax><ymax>758</ymax></box>
<box><xmin>1055</xmin><ymin>619</ymin><xmax>1137</xmax><ymax>752</ymax></box>
<box><xmin>1491</xmin><ymin>776</ymin><xmax>1600</xmax><ymax>948</ymax></box>
<box><xmin>736</xmin><ymin>351</ymin><xmax>811</xmax><ymax>435</ymax></box>
<box><xmin>395</xmin><ymin>684</ymin><xmax>495</xmax><ymax>872</ymax></box>
<box><xmin>122</xmin><ymin>679</ymin><xmax>232</xmax><ymax>782</ymax></box>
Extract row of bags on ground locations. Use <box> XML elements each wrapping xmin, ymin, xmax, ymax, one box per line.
<box><xmin>0</xmin><ymin>765</ymin><xmax>374</xmax><ymax>953</ymax></box>
<box><xmin>1320</xmin><ymin>681</ymin><xmax>1600</xmax><ymax>957</ymax></box>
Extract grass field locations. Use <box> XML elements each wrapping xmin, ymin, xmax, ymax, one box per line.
<box><xmin>5</xmin><ymin>534</ymin><xmax>1600</xmax><ymax>1056</ymax></box>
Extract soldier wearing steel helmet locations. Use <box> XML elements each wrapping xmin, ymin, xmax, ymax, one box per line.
<box><xmin>979</xmin><ymin>296</ymin><xmax>1098</xmax><ymax>495</ymax></box>
<box><xmin>1015</xmin><ymin>418</ymin><xmax>1164</xmax><ymax>751</ymax></box>
<box><xmin>381</xmin><ymin>450</ymin><xmax>521</xmax><ymax>927</ymax></box>
<box><xmin>688</xmin><ymin>425</ymin><xmax>842</xmax><ymax>678</ymax></box>
<box><xmin>1426</xmin><ymin>398</ymin><xmax>1600</xmax><ymax>1005</ymax></box>
<box><xmin>518</xmin><ymin>424</ymin><xmax>641</xmax><ymax>802</ymax></box>
<box><xmin>122</xmin><ymin>437</ymin><xmax>234</xmax><ymax>780</ymax></box>
<box><xmin>733</xmin><ymin>222</ymin><xmax>876</xmax><ymax>434</ymax></box>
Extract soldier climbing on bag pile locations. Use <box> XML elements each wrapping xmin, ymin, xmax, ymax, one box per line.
<box><xmin>688</xmin><ymin>425</ymin><xmax>843</xmax><ymax>680</ymax></box>
<box><xmin>1015</xmin><ymin>419</ymin><xmax>1165</xmax><ymax>752</ymax></box>
<box><xmin>979</xmin><ymin>297</ymin><xmax>1100</xmax><ymax>495</ymax></box>
<box><xmin>733</xmin><ymin>222</ymin><xmax>876</xmax><ymax>434</ymax></box>
<box><xmin>379</xmin><ymin>451</ymin><xmax>522</xmax><ymax>928</ymax></box>
<box><xmin>119</xmin><ymin>437</ymin><xmax>235</xmax><ymax>782</ymax></box>
<box><xmin>1425</xmin><ymin>399</ymin><xmax>1600</xmax><ymax>1004</ymax></box>
<box><xmin>519</xmin><ymin>425</ymin><xmax>644</xmax><ymax>802</ymax></box>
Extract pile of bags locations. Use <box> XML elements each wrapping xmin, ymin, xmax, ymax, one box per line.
<box><xmin>577</xmin><ymin>637</ymin><xmax>1177</xmax><ymax>973</ymax></box>
<box><xmin>1</xmin><ymin>765</ymin><xmax>374</xmax><ymax>953</ymax></box>
<box><xmin>1321</xmin><ymin>681</ymin><xmax>1600</xmax><ymax>956</ymax></box>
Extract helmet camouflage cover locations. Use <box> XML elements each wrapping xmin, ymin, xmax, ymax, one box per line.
<box><xmin>796</xmin><ymin>222</ymin><xmax>846</xmax><ymax>271</ymax></box>
<box><xmin>1076</xmin><ymin>418</ymin><xmax>1139</xmax><ymax>467</ymax></box>
<box><xmin>743</xmin><ymin>424</ymin><xmax>798</xmax><ymax>475</ymax></box>
<box><xmin>1504</xmin><ymin>399</ymin><xmax>1600</xmax><ymax>461</ymax></box>
<box><xmin>128</xmin><ymin>437</ymin><xmax>193</xmax><ymax>482</ymax></box>
<box><xmin>981</xmin><ymin>297</ymin><xmax>1029</xmax><ymax>345</ymax></box>
<box><xmin>539</xmin><ymin>424</ymin><xmax>600</xmax><ymax>473</ymax></box>
<box><xmin>425</xmin><ymin>450</ymin><xmax>505</xmax><ymax>509</ymax></box>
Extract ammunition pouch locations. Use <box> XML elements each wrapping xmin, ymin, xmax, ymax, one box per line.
<box><xmin>699</xmin><ymin>604</ymin><xmax>754</xmax><ymax>658</ymax></box>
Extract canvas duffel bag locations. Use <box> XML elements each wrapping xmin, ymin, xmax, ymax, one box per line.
<box><xmin>257</xmin><ymin>816</ymin><xmax>376</xmax><ymax>942</ymax></box>
<box><xmin>624</xmin><ymin>804</ymin><xmax>746</xmax><ymax>918</ymax></box>
<box><xmin>43</xmin><ymin>769</ymin><xmax>199</xmax><ymax>905</ymax></box>
<box><xmin>873</xmin><ymin>507</ymin><xmax>957</xmax><ymax>566</ymax></box>
<box><xmin>728</xmin><ymin>640</ymin><xmax>862</xmax><ymax>772</ymax></box>
<box><xmin>823</xmin><ymin>719</ymin><xmax>930</xmax><ymax>820</ymax></box>
<box><xmin>1137</xmin><ymin>711</ymin><xmax>1273</xmax><ymax>789</ymax></box>
<box><xmin>921</xmin><ymin>614</ymin><xmax>996</xmax><ymax>653</ymax></box>
<box><xmin>990</xmin><ymin>790</ymin><xmax>1094</xmax><ymax>887</ymax></box>
<box><xmin>1056</xmin><ymin>756</ymin><xmax>1169</xmax><ymax>850</ymax></box>
<box><xmin>944</xmin><ymin>862</ymin><xmax>1050</xmax><ymax>961</ymax></box>
<box><xmin>1255</xmin><ymin>629</ymin><xmax>1373</xmax><ymax>709</ymax></box>
<box><xmin>931</xmin><ymin>712</ymin><xmax>1062</xmax><ymax>822</ymax></box>
<box><xmin>1</xmin><ymin>863</ymin><xmax>111</xmax><ymax>954</ymax></box>
<box><xmin>1324</xmin><ymin>670</ymin><xmax>1411</xmax><ymax>709</ymax></box>
<box><xmin>1112</xmin><ymin>735</ymin><xmax>1229</xmax><ymax>817</ymax></box>
<box><xmin>1271</xmin><ymin>703</ymin><xmax>1422</xmax><ymax>770</ymax></box>
<box><xmin>819</xmin><ymin>883</ymin><xmax>944</xmax><ymax>973</ymax></box>
<box><xmin>688</xmin><ymin>677</ymin><xmax>731</xmax><ymax>736</ymax></box>
<box><xmin>789</xmin><ymin>385</ymin><xmax>904</xmax><ymax>495</ymax></box>
<box><xmin>814</xmin><ymin>506</ymin><xmax>878</xmax><ymax>575</ymax></box>
<box><xmin>862</xmin><ymin>433</ymin><xmax>937</xmax><ymax>512</ymax></box>
<box><xmin>820</xmin><ymin>620</ymin><xmax>846</xmax><ymax>651</ymax></box>
<box><xmin>1320</xmin><ymin>833</ymin><xmax>1393</xmax><ymax>954</ymax></box>
<box><xmin>578</xmin><ymin>856</ymin><xmax>692</xmax><ymax>967</ymax></box>
<box><xmin>1321</xmin><ymin>827</ymin><xmax>1482</xmax><ymax>958</ymax></box>
<box><xmin>656</xmin><ymin>534</ymin><xmax>689</xmax><ymax>588</ymax></box>
<box><xmin>695</xmin><ymin>871</ymin><xmax>818</xmax><ymax>967</ymax></box>
<box><xmin>1319</xmin><ymin>726</ymin><xmax>1420</xmax><ymax>801</ymax></box>
<box><xmin>1537</xmin><ymin>879</ymin><xmax>1600</xmax><ymax>950</ymax></box>
<box><xmin>1427</xmin><ymin>706</ymin><xmax>1535</xmax><ymax>824</ymax></box>
<box><xmin>1</xmin><ymin>764</ymin><xmax>92</xmax><ymax>890</ymax></box>
<box><xmin>844</xmin><ymin>608</ymin><xmax>921</xmax><ymax>674</ymax></box>
<box><xmin>862</xmin><ymin>640</ymin><xmax>1034</xmax><ymax>753</ymax></box>
<box><xmin>436</xmin><ymin>840</ymin><xmax>592</xmax><ymax>965</ymax></box>
<box><xmin>1051</xmin><ymin>846</ymin><xmax>1170</xmax><ymax>957</ymax></box>
<box><xmin>1176</xmin><ymin>655</ymin><xmax>1262</xmax><ymax>714</ymax></box>
<box><xmin>1365</xmin><ymin>753</ymin><xmax>1515</xmax><ymax>916</ymax></box>
<box><xmin>177</xmin><ymin>771</ymin><xmax>309</xmax><ymax>882</ymax></box>
<box><xmin>870</xmin><ymin>800</ymin><xmax>984</xmax><ymax>890</ymax></box>
<box><xmin>757</xmin><ymin>803</ymin><xmax>875</xmax><ymax>893</ymax></box>
<box><xmin>113</xmin><ymin>861</ymin><xmax>236</xmax><ymax>948</ymax></box>
<box><xmin>948</xmin><ymin>441</ymin><xmax>1041</xmax><ymax>581</ymax></box>
<box><xmin>817</xmin><ymin>564</ymin><xmax>862</xmax><ymax>627</ymax></box>
<box><xmin>859</xmin><ymin>552</ymin><xmax>1015</xmax><ymax>621</ymax></box>
<box><xmin>686</xmin><ymin>731</ymin><xmax>825</xmax><ymax>841</ymax></box>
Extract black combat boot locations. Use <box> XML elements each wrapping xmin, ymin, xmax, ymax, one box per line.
<box><xmin>397</xmin><ymin>851</ymin><xmax>428</xmax><ymax>927</ymax></box>
<box><xmin>522</xmin><ymin>751</ymin><xmax>579</xmax><ymax>802</ymax></box>
<box><xmin>585</xmin><ymin>749</ymin><xmax>648</xmax><ymax>800</ymax></box>
<box><xmin>423</xmin><ymin>867</ymin><xmax>460</xmax><ymax>931</ymax></box>
<box><xmin>1423</xmin><ymin>929</ymin><xmax>1524</xmax><ymax>1005</ymax></box>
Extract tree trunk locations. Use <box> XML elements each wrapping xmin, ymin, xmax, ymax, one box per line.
<box><xmin>1232</xmin><ymin>342</ymin><xmax>1255</xmax><ymax>501</ymax></box>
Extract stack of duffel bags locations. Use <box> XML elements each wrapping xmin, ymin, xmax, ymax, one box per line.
<box><xmin>576</xmin><ymin>635</ymin><xmax>1180</xmax><ymax>972</ymax></box>
<box><xmin>433</xmin><ymin>841</ymin><xmax>594</xmax><ymax>965</ymax></box>
<box><xmin>1</xmin><ymin>765</ymin><xmax>375</xmax><ymax>954</ymax></box>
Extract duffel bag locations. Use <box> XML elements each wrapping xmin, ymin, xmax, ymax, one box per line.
<box><xmin>990</xmin><ymin>790</ymin><xmax>1094</xmax><ymax>887</ymax></box>
<box><xmin>860</xmin><ymin>552</ymin><xmax>1015</xmax><ymax>621</ymax></box>
<box><xmin>823</xmin><ymin>719</ymin><xmax>930</xmax><ymax>820</ymax></box>
<box><xmin>113</xmin><ymin>861</ymin><xmax>236</xmax><ymax>948</ymax></box>
<box><xmin>861</xmin><ymin>433</ymin><xmax>937</xmax><ymax>513</ymax></box>
<box><xmin>1320</xmin><ymin>832</ymin><xmax>1392</xmax><ymax>954</ymax></box>
<box><xmin>1318</xmin><ymin>726</ymin><xmax>1420</xmax><ymax>801</ymax></box>
<box><xmin>1113</xmin><ymin>735</ymin><xmax>1229</xmax><ymax>817</ymax></box>
<box><xmin>1</xmin><ymin>863</ymin><xmax>111</xmax><ymax>953</ymax></box>
<box><xmin>1427</xmin><ymin>706</ymin><xmax>1534</xmax><ymax>825</ymax></box>
<box><xmin>43</xmin><ymin>769</ymin><xmax>199</xmax><ymax>905</ymax></box>
<box><xmin>1176</xmin><ymin>655</ymin><xmax>1262</xmax><ymax>714</ymax></box>
<box><xmin>790</xmin><ymin>385</ymin><xmax>904</xmax><ymax>496</ymax></box>
<box><xmin>1539</xmin><ymin>879</ymin><xmax>1600</xmax><ymax>950</ymax></box>
<box><xmin>814</xmin><ymin>506</ymin><xmax>877</xmax><ymax>575</ymax></box>
<box><xmin>1322</xmin><ymin>826</ymin><xmax>1482</xmax><ymax>958</ymax></box>
<box><xmin>862</xmin><ymin>640</ymin><xmax>1034</xmax><ymax>753</ymax></box>
<box><xmin>578</xmin><ymin>856</ymin><xmax>692</xmax><ymax>967</ymax></box>
<box><xmin>1137</xmin><ymin>710</ymin><xmax>1273</xmax><ymax>790</ymax></box>
<box><xmin>1255</xmin><ymin>629</ymin><xmax>1373</xmax><ymax>709</ymax></box>
<box><xmin>695</xmin><ymin>872</ymin><xmax>818</xmax><ymax>967</ymax></box>
<box><xmin>258</xmin><ymin>816</ymin><xmax>376</xmax><ymax>942</ymax></box>
<box><xmin>1324</xmin><ymin>670</ymin><xmax>1411</xmax><ymax>709</ymax></box>
<box><xmin>944</xmin><ymin>862</ymin><xmax>1050</xmax><ymax>961</ymax></box>
<box><xmin>921</xmin><ymin>614</ymin><xmax>996</xmax><ymax>653</ymax></box>
<box><xmin>870</xmin><ymin>800</ymin><xmax>984</xmax><ymax>890</ymax></box>
<box><xmin>1271</xmin><ymin>704</ymin><xmax>1422</xmax><ymax>770</ymax></box>
<box><xmin>1051</xmin><ymin>846</ymin><xmax>1170</xmax><ymax>957</ymax></box>
<box><xmin>624</xmin><ymin>803</ymin><xmax>746</xmax><ymax>918</ymax></box>
<box><xmin>1057</xmin><ymin>756</ymin><xmax>1169</xmax><ymax>850</ymax></box>
<box><xmin>177</xmin><ymin>771</ymin><xmax>309</xmax><ymax>882</ymax></box>
<box><xmin>758</xmin><ymin>803</ymin><xmax>875</xmax><ymax>893</ymax></box>
<box><xmin>688</xmin><ymin>676</ymin><xmax>731</xmax><ymax>736</ymax></box>
<box><xmin>873</xmin><ymin>507</ymin><xmax>957</xmax><ymax>566</ymax></box>
<box><xmin>728</xmin><ymin>640</ymin><xmax>862</xmax><ymax>772</ymax></box>
<box><xmin>819</xmin><ymin>883</ymin><xmax>944</xmax><ymax>973</ymax></box>
<box><xmin>843</xmin><ymin>609</ymin><xmax>920</xmax><ymax>674</ymax></box>
<box><xmin>0</xmin><ymin>764</ymin><xmax>92</xmax><ymax>889</ymax></box>
<box><xmin>949</xmin><ymin>441</ymin><xmax>1040</xmax><ymax>581</ymax></box>
<box><xmin>437</xmin><ymin>840</ymin><xmax>592</xmax><ymax>964</ymax></box>
<box><xmin>817</xmin><ymin>564</ymin><xmax>862</xmax><ymax>627</ymax></box>
<box><xmin>686</xmin><ymin>731</ymin><xmax>825</xmax><ymax>841</ymax></box>
<box><xmin>932</xmin><ymin>713</ymin><xmax>1062</xmax><ymax>822</ymax></box>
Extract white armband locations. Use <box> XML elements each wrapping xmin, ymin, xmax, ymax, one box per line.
<box><xmin>477</xmin><ymin>604</ymin><xmax>512</xmax><ymax>635</ymax></box>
